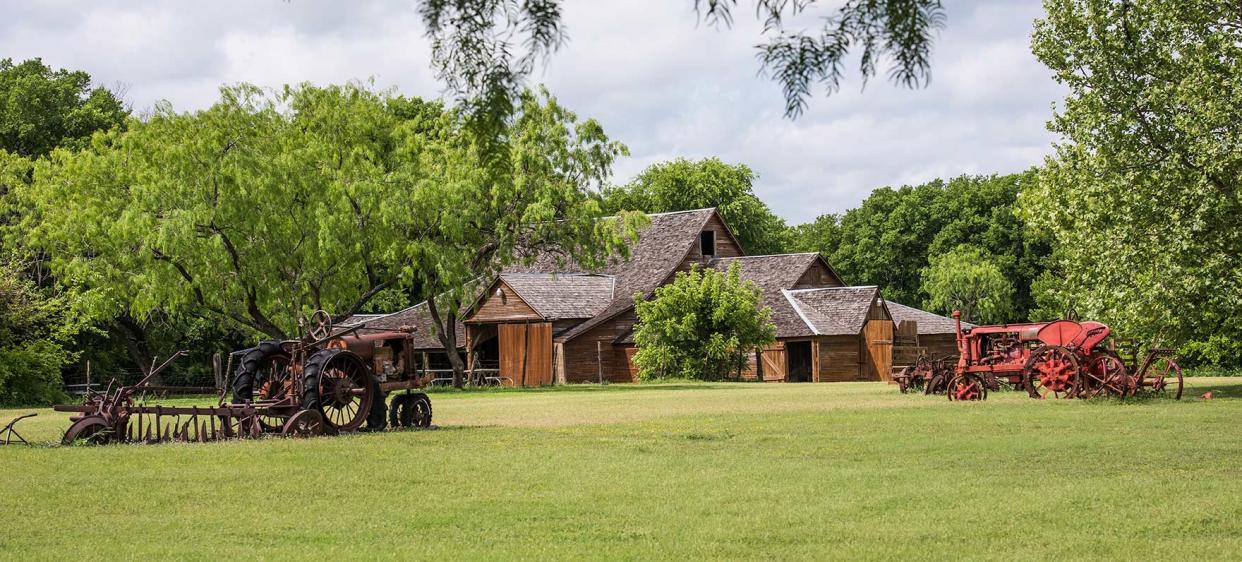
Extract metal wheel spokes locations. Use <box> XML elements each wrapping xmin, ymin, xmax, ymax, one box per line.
<box><xmin>1083</xmin><ymin>354</ymin><xmax>1129</xmax><ymax>398</ymax></box>
<box><xmin>948</xmin><ymin>375</ymin><xmax>985</xmax><ymax>401</ymax></box>
<box><xmin>62</xmin><ymin>416</ymin><xmax>114</xmax><ymax>446</ymax></box>
<box><xmin>282</xmin><ymin>409</ymin><xmax>324</xmax><ymax>438</ymax></box>
<box><xmin>1026</xmin><ymin>346</ymin><xmax>1080</xmax><ymax>399</ymax></box>
<box><xmin>313</xmin><ymin>353</ymin><xmax>373</xmax><ymax>432</ymax></box>
<box><xmin>255</xmin><ymin>354</ymin><xmax>292</xmax><ymax>430</ymax></box>
<box><xmin>1140</xmin><ymin>355</ymin><xmax>1184</xmax><ymax>400</ymax></box>
<box><xmin>308</xmin><ymin>309</ymin><xmax>333</xmax><ymax>341</ymax></box>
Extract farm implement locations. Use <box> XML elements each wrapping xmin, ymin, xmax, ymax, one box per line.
<box><xmin>54</xmin><ymin>311</ymin><xmax>434</xmax><ymax>445</ymax></box>
<box><xmin>893</xmin><ymin>311</ymin><xmax>1183</xmax><ymax>402</ymax></box>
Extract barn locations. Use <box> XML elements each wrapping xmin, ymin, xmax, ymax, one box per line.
<box><xmin>355</xmin><ymin>208</ymin><xmax>958</xmax><ymax>385</ymax></box>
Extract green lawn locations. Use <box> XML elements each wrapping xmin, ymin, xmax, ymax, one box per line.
<box><xmin>2</xmin><ymin>379</ymin><xmax>1240</xmax><ymax>561</ymax></box>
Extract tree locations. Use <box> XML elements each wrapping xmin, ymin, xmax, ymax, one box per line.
<box><xmin>1027</xmin><ymin>0</ymin><xmax>1242</xmax><ymax>367</ymax></box>
<box><xmin>18</xmin><ymin>83</ymin><xmax>641</xmax><ymax>389</ymax></box>
<box><xmin>602</xmin><ymin>158</ymin><xmax>791</xmax><ymax>254</ymax></box>
<box><xmin>921</xmin><ymin>245</ymin><xmax>1013</xmax><ymax>324</ymax></box>
<box><xmin>0</xmin><ymin>58</ymin><xmax>127</xmax><ymax>158</ymax></box>
<box><xmin>0</xmin><ymin>258</ymin><xmax>79</xmax><ymax>405</ymax></box>
<box><xmin>789</xmin><ymin>172</ymin><xmax>1048</xmax><ymax>318</ymax></box>
<box><xmin>418</xmin><ymin>1</ymin><xmax>946</xmax><ymax>118</ymax></box>
<box><xmin>632</xmin><ymin>263</ymin><xmax>776</xmax><ymax>380</ymax></box>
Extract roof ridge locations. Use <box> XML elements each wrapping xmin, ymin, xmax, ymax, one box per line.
<box><xmin>714</xmin><ymin>252</ymin><xmax>818</xmax><ymax>260</ymax></box>
<box><xmin>782</xmin><ymin>289</ymin><xmax>820</xmax><ymax>336</ymax></box>
<box><xmin>787</xmin><ymin>285</ymin><xmax>879</xmax><ymax>294</ymax></box>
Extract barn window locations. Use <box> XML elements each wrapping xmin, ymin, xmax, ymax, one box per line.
<box><xmin>700</xmin><ymin>230</ymin><xmax>716</xmax><ymax>256</ymax></box>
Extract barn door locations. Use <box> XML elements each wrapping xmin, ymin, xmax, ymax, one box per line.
<box><xmin>863</xmin><ymin>320</ymin><xmax>894</xmax><ymax>381</ymax></box>
<box><xmin>758</xmin><ymin>343</ymin><xmax>786</xmax><ymax>381</ymax></box>
<box><xmin>498</xmin><ymin>322</ymin><xmax>552</xmax><ymax>386</ymax></box>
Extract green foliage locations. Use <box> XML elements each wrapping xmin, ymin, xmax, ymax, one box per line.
<box><xmin>0</xmin><ymin>259</ymin><xmax>79</xmax><ymax>405</ymax></box>
<box><xmin>632</xmin><ymin>263</ymin><xmax>776</xmax><ymax>381</ymax></box>
<box><xmin>17</xmin><ymin>83</ymin><xmax>640</xmax><ymax>342</ymax></box>
<box><xmin>602</xmin><ymin>158</ymin><xmax>790</xmax><ymax>255</ymax></box>
<box><xmin>418</xmin><ymin>1</ymin><xmax>945</xmax><ymax>118</ymax></box>
<box><xmin>789</xmin><ymin>171</ymin><xmax>1047</xmax><ymax>320</ymax></box>
<box><xmin>1028</xmin><ymin>0</ymin><xmax>1242</xmax><ymax>367</ymax></box>
<box><xmin>921</xmin><ymin>245</ymin><xmax>1014</xmax><ymax>324</ymax></box>
<box><xmin>0</xmin><ymin>58</ymin><xmax>127</xmax><ymax>158</ymax></box>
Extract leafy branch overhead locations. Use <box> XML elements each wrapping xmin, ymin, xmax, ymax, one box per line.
<box><xmin>419</xmin><ymin>0</ymin><xmax>946</xmax><ymax>118</ymax></box>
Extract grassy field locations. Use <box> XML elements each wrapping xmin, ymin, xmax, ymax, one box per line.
<box><xmin>2</xmin><ymin>379</ymin><xmax>1240</xmax><ymax>561</ymax></box>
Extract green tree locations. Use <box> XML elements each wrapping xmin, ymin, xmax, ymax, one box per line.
<box><xmin>18</xmin><ymin>83</ymin><xmax>638</xmax><ymax>387</ymax></box>
<box><xmin>0</xmin><ymin>58</ymin><xmax>127</xmax><ymax>158</ymax></box>
<box><xmin>632</xmin><ymin>263</ymin><xmax>776</xmax><ymax>380</ymax></box>
<box><xmin>921</xmin><ymin>245</ymin><xmax>1014</xmax><ymax>324</ymax></box>
<box><xmin>0</xmin><ymin>258</ymin><xmax>79</xmax><ymax>405</ymax></box>
<box><xmin>418</xmin><ymin>1</ymin><xmax>946</xmax><ymax>118</ymax></box>
<box><xmin>602</xmin><ymin>158</ymin><xmax>790</xmax><ymax>254</ymax></box>
<box><xmin>1027</xmin><ymin>0</ymin><xmax>1242</xmax><ymax>366</ymax></box>
<box><xmin>790</xmin><ymin>172</ymin><xmax>1047</xmax><ymax>317</ymax></box>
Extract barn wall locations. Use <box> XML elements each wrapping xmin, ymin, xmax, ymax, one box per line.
<box><xmin>863</xmin><ymin>319</ymin><xmax>894</xmax><ymax>382</ymax></box>
<box><xmin>469</xmin><ymin>282</ymin><xmax>541</xmax><ymax>323</ymax></box>
<box><xmin>818</xmin><ymin>335</ymin><xmax>862</xmax><ymax>381</ymax></box>
<box><xmin>682</xmin><ymin>214</ymin><xmax>745</xmax><ymax>267</ymax></box>
<box><xmin>921</xmin><ymin>334</ymin><xmax>959</xmax><ymax>360</ymax></box>
<box><xmin>562</xmin><ymin>310</ymin><xmax>638</xmax><ymax>383</ymax></box>
<box><xmin>793</xmin><ymin>261</ymin><xmax>843</xmax><ymax>289</ymax></box>
<box><xmin>498</xmin><ymin>322</ymin><xmax>553</xmax><ymax>386</ymax></box>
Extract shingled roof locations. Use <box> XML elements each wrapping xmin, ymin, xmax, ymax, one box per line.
<box><xmin>886</xmin><ymin>300</ymin><xmax>970</xmax><ymax>333</ymax></box>
<box><xmin>786</xmin><ymin>286</ymin><xmax>884</xmax><ymax>336</ymax></box>
<box><xmin>498</xmin><ymin>273</ymin><xmax>615</xmax><ymax>320</ymax></box>
<box><xmin>706</xmin><ymin>254</ymin><xmax>823</xmax><ymax>338</ymax></box>
<box><xmin>506</xmin><ymin>208</ymin><xmax>718</xmax><ymax>342</ymax></box>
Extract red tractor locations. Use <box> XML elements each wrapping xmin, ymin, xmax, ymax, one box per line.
<box><xmin>939</xmin><ymin>311</ymin><xmax>1183</xmax><ymax>401</ymax></box>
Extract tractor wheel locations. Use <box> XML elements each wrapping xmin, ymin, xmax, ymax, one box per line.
<box><xmin>62</xmin><ymin>416</ymin><xmax>114</xmax><ymax>446</ymax></box>
<box><xmin>1141</xmin><ymin>355</ymin><xmax>1184</xmax><ymax>400</ymax></box>
<box><xmin>231</xmin><ymin>341</ymin><xmax>290</xmax><ymax>404</ymax></box>
<box><xmin>301</xmin><ymin>349</ymin><xmax>375</xmax><ymax>432</ymax></box>
<box><xmin>388</xmin><ymin>393</ymin><xmax>433</xmax><ymax>429</ymax></box>
<box><xmin>947</xmin><ymin>374</ymin><xmax>987</xmax><ymax>401</ymax></box>
<box><xmin>1024</xmin><ymin>345</ymin><xmax>1081</xmax><ymax>399</ymax></box>
<box><xmin>1082</xmin><ymin>354</ymin><xmax>1130</xmax><ymax>398</ymax></box>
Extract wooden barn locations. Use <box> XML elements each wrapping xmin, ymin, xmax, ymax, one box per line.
<box><xmin>355</xmin><ymin>208</ymin><xmax>957</xmax><ymax>385</ymax></box>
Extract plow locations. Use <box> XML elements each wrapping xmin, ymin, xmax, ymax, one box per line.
<box><xmin>53</xmin><ymin>311</ymin><xmax>434</xmax><ymax>445</ymax></box>
<box><xmin>893</xmin><ymin>311</ymin><xmax>1183</xmax><ymax>402</ymax></box>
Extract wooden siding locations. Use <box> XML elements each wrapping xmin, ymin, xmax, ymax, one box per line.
<box><xmin>819</xmin><ymin>335</ymin><xmax>862</xmax><ymax>381</ymax></box>
<box><xmin>793</xmin><ymin>260</ymin><xmax>843</xmax><ymax>289</ymax></box>
<box><xmin>498</xmin><ymin>322</ymin><xmax>553</xmax><ymax>386</ymax></box>
<box><xmin>863</xmin><ymin>319</ymin><xmax>894</xmax><ymax>382</ymax></box>
<box><xmin>469</xmin><ymin>282</ymin><xmax>542</xmax><ymax>324</ymax></box>
<box><xmin>561</xmin><ymin>310</ymin><xmax>638</xmax><ymax>383</ymax></box>
<box><xmin>921</xmin><ymin>333</ymin><xmax>959</xmax><ymax>360</ymax></box>
<box><xmin>682</xmin><ymin>214</ymin><xmax>745</xmax><ymax>269</ymax></box>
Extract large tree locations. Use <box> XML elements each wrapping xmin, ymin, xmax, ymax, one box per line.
<box><xmin>921</xmin><ymin>244</ymin><xmax>1013</xmax><ymax>324</ymax></box>
<box><xmin>1027</xmin><ymin>0</ymin><xmax>1242</xmax><ymax>366</ymax></box>
<box><xmin>0</xmin><ymin>58</ymin><xmax>127</xmax><ymax>158</ymax></box>
<box><xmin>19</xmin><ymin>84</ymin><xmax>639</xmax><ymax>387</ymax></box>
<box><xmin>789</xmin><ymin>172</ymin><xmax>1047</xmax><ymax>321</ymax></box>
<box><xmin>632</xmin><ymin>263</ymin><xmax>775</xmax><ymax>380</ymax></box>
<box><xmin>602</xmin><ymin>158</ymin><xmax>791</xmax><ymax>255</ymax></box>
<box><xmin>418</xmin><ymin>1</ymin><xmax>946</xmax><ymax>118</ymax></box>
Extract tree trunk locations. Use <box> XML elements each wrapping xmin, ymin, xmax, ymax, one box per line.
<box><xmin>426</xmin><ymin>298</ymin><xmax>466</xmax><ymax>389</ymax></box>
<box><xmin>114</xmin><ymin>314</ymin><xmax>159</xmax><ymax>384</ymax></box>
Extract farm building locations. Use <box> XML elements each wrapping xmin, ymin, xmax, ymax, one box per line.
<box><xmin>355</xmin><ymin>208</ymin><xmax>960</xmax><ymax>385</ymax></box>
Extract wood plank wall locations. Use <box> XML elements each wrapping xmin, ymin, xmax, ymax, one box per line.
<box><xmin>498</xmin><ymin>322</ymin><xmax>553</xmax><ymax>386</ymax></box>
<box><xmin>863</xmin><ymin>319</ymin><xmax>894</xmax><ymax>382</ymax></box>
<box><xmin>470</xmin><ymin>282</ymin><xmax>542</xmax><ymax>323</ymax></box>
<box><xmin>818</xmin><ymin>335</ymin><xmax>862</xmax><ymax>381</ymax></box>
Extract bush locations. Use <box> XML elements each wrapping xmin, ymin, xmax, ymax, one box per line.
<box><xmin>632</xmin><ymin>263</ymin><xmax>775</xmax><ymax>381</ymax></box>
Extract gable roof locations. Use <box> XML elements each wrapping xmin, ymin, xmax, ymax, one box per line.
<box><xmin>506</xmin><ymin>208</ymin><xmax>721</xmax><ymax>342</ymax></box>
<box><xmin>886</xmin><ymin>300</ymin><xmax>970</xmax><ymax>334</ymax></box>
<box><xmin>706</xmin><ymin>253</ymin><xmax>823</xmax><ymax>338</ymax></box>
<box><xmin>497</xmin><ymin>273</ymin><xmax>615</xmax><ymax>320</ymax></box>
<box><xmin>786</xmin><ymin>286</ymin><xmax>884</xmax><ymax>336</ymax></box>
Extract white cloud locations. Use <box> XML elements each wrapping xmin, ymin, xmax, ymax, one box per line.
<box><xmin>0</xmin><ymin>0</ymin><xmax>1064</xmax><ymax>223</ymax></box>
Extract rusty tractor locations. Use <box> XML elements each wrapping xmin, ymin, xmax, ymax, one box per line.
<box><xmin>55</xmin><ymin>311</ymin><xmax>434</xmax><ymax>445</ymax></box>
<box><xmin>930</xmin><ymin>311</ymin><xmax>1183</xmax><ymax>401</ymax></box>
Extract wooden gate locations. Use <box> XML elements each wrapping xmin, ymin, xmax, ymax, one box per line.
<box><xmin>758</xmin><ymin>343</ymin><xmax>786</xmax><ymax>382</ymax></box>
<box><xmin>498</xmin><ymin>322</ymin><xmax>553</xmax><ymax>386</ymax></box>
<box><xmin>863</xmin><ymin>320</ymin><xmax>894</xmax><ymax>382</ymax></box>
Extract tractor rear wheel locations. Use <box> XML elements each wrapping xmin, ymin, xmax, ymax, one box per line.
<box><xmin>301</xmin><ymin>349</ymin><xmax>376</xmax><ymax>432</ymax></box>
<box><xmin>1024</xmin><ymin>345</ymin><xmax>1081</xmax><ymax>399</ymax></box>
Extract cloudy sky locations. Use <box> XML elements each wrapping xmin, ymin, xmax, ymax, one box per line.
<box><xmin>0</xmin><ymin>0</ymin><xmax>1064</xmax><ymax>224</ymax></box>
